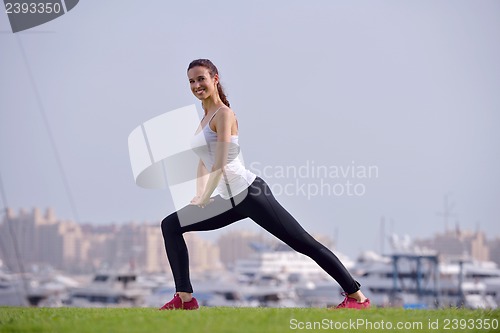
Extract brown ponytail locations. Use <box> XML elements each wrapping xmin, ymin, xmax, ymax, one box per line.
<box><xmin>188</xmin><ymin>59</ymin><xmax>230</xmax><ymax>108</ymax></box>
<box><xmin>216</xmin><ymin>82</ymin><xmax>230</xmax><ymax>108</ymax></box>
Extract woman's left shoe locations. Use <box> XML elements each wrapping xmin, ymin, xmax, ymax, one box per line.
<box><xmin>159</xmin><ymin>293</ymin><xmax>199</xmax><ymax>310</ymax></box>
<box><xmin>331</xmin><ymin>292</ymin><xmax>371</xmax><ymax>309</ymax></box>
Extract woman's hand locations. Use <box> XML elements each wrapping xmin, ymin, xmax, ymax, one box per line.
<box><xmin>190</xmin><ymin>195</ymin><xmax>214</xmax><ymax>208</ymax></box>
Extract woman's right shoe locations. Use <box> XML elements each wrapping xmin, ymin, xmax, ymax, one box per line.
<box><xmin>159</xmin><ymin>293</ymin><xmax>199</xmax><ymax>310</ymax></box>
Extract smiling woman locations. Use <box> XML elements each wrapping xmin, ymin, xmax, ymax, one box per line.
<box><xmin>157</xmin><ymin>59</ymin><xmax>371</xmax><ymax>311</ymax></box>
<box><xmin>188</xmin><ymin>59</ymin><xmax>231</xmax><ymax>108</ymax></box>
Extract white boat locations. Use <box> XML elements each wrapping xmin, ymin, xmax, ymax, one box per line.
<box><xmin>352</xmin><ymin>251</ymin><xmax>499</xmax><ymax>309</ymax></box>
<box><xmin>146</xmin><ymin>271</ymin><xmax>302</xmax><ymax>308</ymax></box>
<box><xmin>233</xmin><ymin>243</ymin><xmax>354</xmax><ymax>281</ymax></box>
<box><xmin>66</xmin><ymin>271</ymin><xmax>151</xmax><ymax>307</ymax></box>
<box><xmin>0</xmin><ymin>265</ymin><xmax>79</xmax><ymax>307</ymax></box>
<box><xmin>229</xmin><ymin>243</ymin><xmax>355</xmax><ymax>307</ymax></box>
<box><xmin>460</xmin><ymin>281</ymin><xmax>497</xmax><ymax>309</ymax></box>
<box><xmin>0</xmin><ymin>270</ymin><xmax>28</xmax><ymax>306</ymax></box>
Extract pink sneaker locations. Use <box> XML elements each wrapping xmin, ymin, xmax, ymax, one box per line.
<box><xmin>159</xmin><ymin>293</ymin><xmax>199</xmax><ymax>310</ymax></box>
<box><xmin>333</xmin><ymin>292</ymin><xmax>371</xmax><ymax>309</ymax></box>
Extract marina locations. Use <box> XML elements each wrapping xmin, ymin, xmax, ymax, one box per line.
<box><xmin>1</xmin><ymin>235</ymin><xmax>499</xmax><ymax>309</ymax></box>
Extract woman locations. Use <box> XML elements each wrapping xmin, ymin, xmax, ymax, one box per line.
<box><xmin>160</xmin><ymin>59</ymin><xmax>370</xmax><ymax>310</ymax></box>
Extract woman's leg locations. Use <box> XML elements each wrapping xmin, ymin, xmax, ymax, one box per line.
<box><xmin>235</xmin><ymin>177</ymin><xmax>362</xmax><ymax>295</ymax></box>
<box><xmin>161</xmin><ymin>196</ymin><xmax>246</xmax><ymax>294</ymax></box>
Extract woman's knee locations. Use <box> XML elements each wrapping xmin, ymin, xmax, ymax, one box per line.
<box><xmin>161</xmin><ymin>213</ymin><xmax>181</xmax><ymax>235</ymax></box>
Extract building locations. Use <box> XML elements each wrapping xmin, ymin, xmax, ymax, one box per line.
<box><xmin>92</xmin><ymin>221</ymin><xmax>168</xmax><ymax>274</ymax></box>
<box><xmin>216</xmin><ymin>230</ymin><xmax>275</xmax><ymax>269</ymax></box>
<box><xmin>0</xmin><ymin>207</ymin><xmax>89</xmax><ymax>272</ymax></box>
<box><xmin>185</xmin><ymin>233</ymin><xmax>223</xmax><ymax>273</ymax></box>
<box><xmin>216</xmin><ymin>229</ymin><xmax>336</xmax><ymax>270</ymax></box>
<box><xmin>414</xmin><ymin>227</ymin><xmax>490</xmax><ymax>262</ymax></box>
<box><xmin>488</xmin><ymin>237</ymin><xmax>500</xmax><ymax>267</ymax></box>
<box><xmin>0</xmin><ymin>206</ymin><xmax>346</xmax><ymax>276</ymax></box>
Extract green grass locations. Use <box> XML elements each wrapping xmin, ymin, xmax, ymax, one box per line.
<box><xmin>0</xmin><ymin>307</ymin><xmax>499</xmax><ymax>333</ymax></box>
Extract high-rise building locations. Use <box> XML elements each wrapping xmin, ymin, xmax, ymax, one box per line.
<box><xmin>414</xmin><ymin>228</ymin><xmax>490</xmax><ymax>262</ymax></box>
<box><xmin>184</xmin><ymin>233</ymin><xmax>223</xmax><ymax>273</ymax></box>
<box><xmin>488</xmin><ymin>237</ymin><xmax>500</xmax><ymax>267</ymax></box>
<box><xmin>216</xmin><ymin>230</ymin><xmax>272</xmax><ymax>269</ymax></box>
<box><xmin>140</xmin><ymin>224</ymin><xmax>169</xmax><ymax>273</ymax></box>
<box><xmin>0</xmin><ymin>207</ymin><xmax>88</xmax><ymax>272</ymax></box>
<box><xmin>108</xmin><ymin>222</ymin><xmax>168</xmax><ymax>273</ymax></box>
<box><xmin>216</xmin><ymin>229</ymin><xmax>336</xmax><ymax>269</ymax></box>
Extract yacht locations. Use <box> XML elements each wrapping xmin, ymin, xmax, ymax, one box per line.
<box><xmin>66</xmin><ymin>271</ymin><xmax>151</xmax><ymax>307</ymax></box>
<box><xmin>352</xmin><ymin>250</ymin><xmax>499</xmax><ymax>309</ymax></box>
<box><xmin>233</xmin><ymin>243</ymin><xmax>354</xmax><ymax>281</ymax></box>
<box><xmin>0</xmin><ymin>265</ymin><xmax>79</xmax><ymax>307</ymax></box>
<box><xmin>0</xmin><ymin>269</ymin><xmax>28</xmax><ymax>306</ymax></box>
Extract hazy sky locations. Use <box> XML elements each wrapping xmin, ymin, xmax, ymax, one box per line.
<box><xmin>1</xmin><ymin>0</ymin><xmax>499</xmax><ymax>258</ymax></box>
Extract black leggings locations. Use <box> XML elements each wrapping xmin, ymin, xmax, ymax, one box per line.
<box><xmin>161</xmin><ymin>177</ymin><xmax>360</xmax><ymax>294</ymax></box>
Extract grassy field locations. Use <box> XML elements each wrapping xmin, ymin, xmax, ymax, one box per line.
<box><xmin>0</xmin><ymin>307</ymin><xmax>499</xmax><ymax>333</ymax></box>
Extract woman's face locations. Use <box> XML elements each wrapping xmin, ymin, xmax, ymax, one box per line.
<box><xmin>188</xmin><ymin>66</ymin><xmax>218</xmax><ymax>100</ymax></box>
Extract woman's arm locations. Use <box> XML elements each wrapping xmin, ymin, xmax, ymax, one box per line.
<box><xmin>193</xmin><ymin>108</ymin><xmax>234</xmax><ymax>207</ymax></box>
<box><xmin>190</xmin><ymin>159</ymin><xmax>210</xmax><ymax>206</ymax></box>
<box><xmin>196</xmin><ymin>159</ymin><xmax>209</xmax><ymax>196</ymax></box>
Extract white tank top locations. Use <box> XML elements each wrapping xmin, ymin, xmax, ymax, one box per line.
<box><xmin>190</xmin><ymin>107</ymin><xmax>256</xmax><ymax>199</ymax></box>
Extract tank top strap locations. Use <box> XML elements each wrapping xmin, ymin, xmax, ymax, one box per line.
<box><xmin>207</xmin><ymin>106</ymin><xmax>224</xmax><ymax>126</ymax></box>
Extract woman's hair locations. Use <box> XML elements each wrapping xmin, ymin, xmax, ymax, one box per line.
<box><xmin>188</xmin><ymin>59</ymin><xmax>230</xmax><ymax>108</ymax></box>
